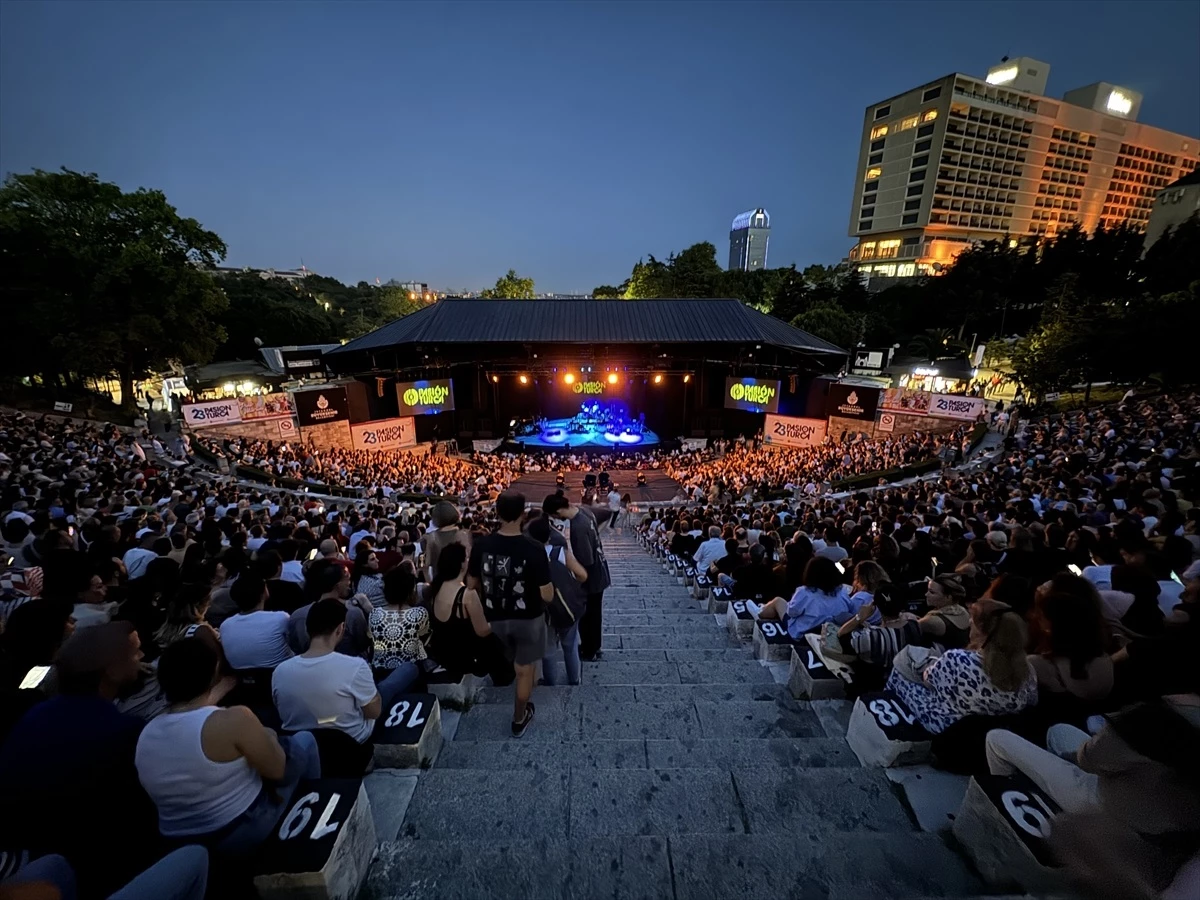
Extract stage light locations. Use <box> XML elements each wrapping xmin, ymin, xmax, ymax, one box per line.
<box><xmin>607</xmin><ymin>373</ymin><xmax>618</xmax><ymax>385</ymax></box>
<box><xmin>683</xmin><ymin>374</ymin><xmax>691</xmax><ymax>383</ymax></box>
<box><xmin>564</xmin><ymin>372</ymin><xmax>576</xmax><ymax>384</ymax></box>
<box><xmin>518</xmin><ymin>374</ymin><xmax>528</xmax><ymax>384</ymax></box>
<box><xmin>491</xmin><ymin>375</ymin><xmax>499</xmax><ymax>383</ymax></box>
<box><xmin>653</xmin><ymin>374</ymin><xmax>663</xmax><ymax>384</ymax></box>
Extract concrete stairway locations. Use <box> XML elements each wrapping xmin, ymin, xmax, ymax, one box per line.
<box><xmin>364</xmin><ymin>534</ymin><xmax>984</xmax><ymax>899</ymax></box>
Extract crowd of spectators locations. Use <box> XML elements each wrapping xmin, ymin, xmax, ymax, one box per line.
<box><xmin>641</xmin><ymin>391</ymin><xmax>1200</xmax><ymax>896</ymax></box>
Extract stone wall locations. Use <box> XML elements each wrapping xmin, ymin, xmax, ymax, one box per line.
<box><xmin>299</xmin><ymin>419</ymin><xmax>354</xmax><ymax>451</ymax></box>
<box><xmin>186</xmin><ymin>418</ymin><xmax>295</xmax><ymax>443</ymax></box>
<box><xmin>827</xmin><ymin>413</ymin><xmax>960</xmax><ymax>442</ymax></box>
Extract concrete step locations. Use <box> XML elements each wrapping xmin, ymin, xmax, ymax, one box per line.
<box><xmin>692</xmin><ymin>700</ymin><xmax>825</xmax><ymax>738</ymax></box>
<box><xmin>365</xmin><ymin>836</ymin><xmax>674</xmax><ymax>900</ymax></box>
<box><xmin>367</xmin><ymin>833</ymin><xmax>981</xmax><ymax>900</ymax></box>
<box><xmin>434</xmin><ymin>737</ymin><xmax>857</xmax><ymax>771</ymax></box>
<box><xmin>473</xmin><ymin>682</ymin><xmax>792</xmax><ymax>705</ymax></box>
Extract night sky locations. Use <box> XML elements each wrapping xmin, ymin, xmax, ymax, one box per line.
<box><xmin>2</xmin><ymin>1</ymin><xmax>1197</xmax><ymax>292</ymax></box>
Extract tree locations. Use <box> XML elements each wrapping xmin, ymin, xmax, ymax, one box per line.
<box><xmin>670</xmin><ymin>242</ymin><xmax>722</xmax><ymax>297</ymax></box>
<box><xmin>481</xmin><ymin>269</ymin><xmax>535</xmax><ymax>299</ymax></box>
<box><xmin>1141</xmin><ymin>213</ymin><xmax>1200</xmax><ymax>295</ymax></box>
<box><xmin>0</xmin><ymin>168</ymin><xmax>227</xmax><ymax>407</ymax></box>
<box><xmin>907</xmin><ymin>328</ymin><xmax>967</xmax><ymax>361</ymax></box>
<box><xmin>790</xmin><ymin>301</ymin><xmax>857</xmax><ymax>350</ymax></box>
<box><xmin>623</xmin><ymin>256</ymin><xmax>671</xmax><ymax>299</ymax></box>
<box><xmin>591</xmin><ymin>284</ymin><xmax>623</xmax><ymax>299</ymax></box>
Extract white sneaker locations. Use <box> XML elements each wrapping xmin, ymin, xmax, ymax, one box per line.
<box><xmin>745</xmin><ymin>600</ymin><xmax>762</xmax><ymax>619</ymax></box>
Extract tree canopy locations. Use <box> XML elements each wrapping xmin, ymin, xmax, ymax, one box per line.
<box><xmin>0</xmin><ymin>168</ymin><xmax>228</xmax><ymax>405</ymax></box>
<box><xmin>480</xmin><ymin>268</ymin><xmax>535</xmax><ymax>299</ymax></box>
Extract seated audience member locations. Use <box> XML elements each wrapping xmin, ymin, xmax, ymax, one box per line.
<box><xmin>1082</xmin><ymin>538</ymin><xmax>1122</xmax><ymax>590</ymax></box>
<box><xmin>731</xmin><ymin>543</ymin><xmax>776</xmax><ymax>600</ymax></box>
<box><xmin>757</xmin><ymin>557</ymin><xmax>856</xmax><ymax>637</ymax></box>
<box><xmin>277</xmin><ymin>540</ymin><xmax>305</xmax><ymax>584</ymax></box>
<box><xmin>255</xmin><ymin>549</ymin><xmax>306</xmax><ymax>614</ymax></box>
<box><xmin>273</xmin><ymin>598</ymin><xmax>417</xmax><ymax>743</ymax></box>
<box><xmin>916</xmin><ymin>573</ymin><xmax>972</xmax><ymax>649</ymax></box>
<box><xmin>289</xmin><ymin>559</ymin><xmax>372</xmax><ymax>659</ymax></box>
<box><xmin>351</xmin><ymin>544</ymin><xmax>387</xmax><ymax>609</ymax></box>
<box><xmin>1030</xmin><ymin>575</ymin><xmax>1114</xmax><ymax>703</ymax></box>
<box><xmin>426</xmin><ymin>542</ymin><xmax>511</xmax><ymax>682</ymax></box>
<box><xmin>70</xmin><ymin>564</ymin><xmax>118</xmax><ymax>630</ymax></box>
<box><xmin>369</xmin><ymin>562</ymin><xmax>431</xmax><ymax>669</ymax></box>
<box><xmin>833</xmin><ymin>580</ymin><xmax>921</xmax><ymax>677</ymax></box>
<box><xmin>154</xmin><ymin>583</ymin><xmax>223</xmax><ymax>661</ymax></box>
<box><xmin>711</xmin><ymin>538</ymin><xmax>745</xmax><ymax>585</ymax></box>
<box><xmin>136</xmin><ymin>637</ymin><xmax>320</xmax><ymax>856</ymax></box>
<box><xmin>1</xmin><ymin>844</ymin><xmax>210</xmax><ymax>900</ymax></box>
<box><xmin>1100</xmin><ymin>564</ymin><xmax>1166</xmax><ymax>641</ymax></box>
<box><xmin>986</xmin><ymin>699</ymin><xmax>1200</xmax><ymax>899</ymax></box>
<box><xmin>1148</xmin><ymin>549</ymin><xmax>1187</xmax><ymax>617</ymax></box>
<box><xmin>846</xmin><ymin>560</ymin><xmax>890</xmax><ymax>615</ymax></box>
<box><xmin>219</xmin><ymin>575</ymin><xmax>294</xmax><ymax>670</ymax></box>
<box><xmin>886</xmin><ymin>599</ymin><xmax>1038</xmax><ymax>734</ymax></box>
<box><xmin>692</xmin><ymin>525</ymin><xmax>726</xmax><ymax>577</ymax></box>
<box><xmin>0</xmin><ymin>622</ymin><xmax>162</xmax><ymax>896</ymax></box>
<box><xmin>0</xmin><ymin>597</ymin><xmax>75</xmax><ymax>691</ymax></box>
<box><xmin>776</xmin><ymin>536</ymin><xmax>814</xmax><ymax>597</ymax></box>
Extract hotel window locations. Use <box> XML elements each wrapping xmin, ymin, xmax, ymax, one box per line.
<box><xmin>921</xmin><ymin>109</ymin><xmax>938</xmax><ymax>123</ymax></box>
<box><xmin>870</xmin><ymin>139</ymin><xmax>886</xmax><ymax>152</ymax></box>
<box><xmin>900</xmin><ymin>115</ymin><xmax>919</xmax><ymax>131</ymax></box>
<box><xmin>863</xmin><ymin>181</ymin><xmax>879</xmax><ymax>193</ymax></box>
<box><xmin>922</xmin><ymin>86</ymin><xmax>942</xmax><ymax>101</ymax></box>
<box><xmin>917</xmin><ymin>123</ymin><xmax>935</xmax><ymax>137</ymax></box>
<box><xmin>912</xmin><ymin>155</ymin><xmax>929</xmax><ymax>168</ymax></box>
<box><xmin>907</xmin><ymin>184</ymin><xmax>924</xmax><ymax>196</ymax></box>
<box><xmin>859</xmin><ymin>219</ymin><xmax>873</xmax><ymax>230</ymax></box>
<box><xmin>868</xmin><ymin>153</ymin><xmax>883</xmax><ymax>165</ymax></box>
<box><xmin>870</xmin><ymin>124</ymin><xmax>889</xmax><ymax>140</ymax></box>
<box><xmin>902</xmin><ymin>213</ymin><xmax>919</xmax><ymax>225</ymax></box>
<box><xmin>915</xmin><ymin>139</ymin><xmax>932</xmax><ymax>152</ymax></box>
<box><xmin>878</xmin><ymin>239</ymin><xmax>901</xmax><ymax>258</ymax></box>
<box><xmin>860</xmin><ymin>241</ymin><xmax>877</xmax><ymax>259</ymax></box>
<box><xmin>904</xmin><ymin>199</ymin><xmax>921</xmax><ymax>210</ymax></box>
<box><xmin>897</xmin><ymin>263</ymin><xmax>917</xmax><ymax>277</ymax></box>
<box><xmin>875</xmin><ymin>105</ymin><xmax>891</xmax><ymax>120</ymax></box>
<box><xmin>909</xmin><ymin>169</ymin><xmax>926</xmax><ymax>182</ymax></box>
<box><xmin>872</xmin><ymin>263</ymin><xmax>897</xmax><ymax>277</ymax></box>
<box><xmin>865</xmin><ymin>167</ymin><xmax>882</xmax><ymax>180</ymax></box>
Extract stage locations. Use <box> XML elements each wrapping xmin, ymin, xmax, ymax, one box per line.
<box><xmin>512</xmin><ymin>403</ymin><xmax>659</xmax><ymax>449</ymax></box>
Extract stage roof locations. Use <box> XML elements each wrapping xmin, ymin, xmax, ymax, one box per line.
<box><xmin>328</xmin><ymin>297</ymin><xmax>846</xmax><ymax>357</ymax></box>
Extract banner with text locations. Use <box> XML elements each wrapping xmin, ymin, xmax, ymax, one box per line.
<box><xmin>237</xmin><ymin>394</ymin><xmax>294</xmax><ymax>422</ymax></box>
<box><xmin>826</xmin><ymin>384</ymin><xmax>880</xmax><ymax>421</ymax></box>
<box><xmin>293</xmin><ymin>387</ymin><xmax>350</xmax><ymax>427</ymax></box>
<box><xmin>763</xmin><ymin>414</ymin><xmax>828</xmax><ymax>449</ymax></box>
<box><xmin>724</xmin><ymin>376</ymin><xmax>781</xmax><ymax>414</ymax></box>
<box><xmin>881</xmin><ymin>387</ymin><xmax>931</xmax><ymax>416</ymax></box>
<box><xmin>350</xmin><ymin>417</ymin><xmax>417</xmax><ymax>452</ymax></box>
<box><xmin>397</xmin><ymin>378</ymin><xmax>456</xmax><ymax>416</ymax></box>
<box><xmin>928</xmin><ymin>393</ymin><xmax>987</xmax><ymax>421</ymax></box>
<box><xmin>183</xmin><ymin>398</ymin><xmax>242</xmax><ymax>428</ymax></box>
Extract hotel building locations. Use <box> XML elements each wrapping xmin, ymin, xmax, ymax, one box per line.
<box><xmin>846</xmin><ymin>57</ymin><xmax>1199</xmax><ymax>286</ymax></box>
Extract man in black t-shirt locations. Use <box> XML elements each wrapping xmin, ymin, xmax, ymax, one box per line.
<box><xmin>468</xmin><ymin>491</ymin><xmax>552</xmax><ymax>737</ymax></box>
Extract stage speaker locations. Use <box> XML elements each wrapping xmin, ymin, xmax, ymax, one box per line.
<box><xmin>345</xmin><ymin>380</ymin><xmax>372</xmax><ymax>424</ymax></box>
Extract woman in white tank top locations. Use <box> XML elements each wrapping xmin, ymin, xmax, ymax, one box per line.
<box><xmin>135</xmin><ymin>636</ymin><xmax>320</xmax><ymax>854</ymax></box>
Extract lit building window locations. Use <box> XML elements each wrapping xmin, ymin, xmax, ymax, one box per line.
<box><xmin>865</xmin><ymin>167</ymin><xmax>882</xmax><ymax>180</ymax></box>
<box><xmin>900</xmin><ymin>115</ymin><xmax>919</xmax><ymax>131</ymax></box>
<box><xmin>870</xmin><ymin>124</ymin><xmax>889</xmax><ymax>139</ymax></box>
<box><xmin>1106</xmin><ymin>90</ymin><xmax>1133</xmax><ymax>115</ymax></box>
<box><xmin>878</xmin><ymin>238</ymin><xmax>901</xmax><ymax>259</ymax></box>
<box><xmin>871</xmin><ymin>264</ymin><xmax>897</xmax><ymax>277</ymax></box>
<box><xmin>897</xmin><ymin>263</ymin><xmax>916</xmax><ymax>277</ymax></box>
<box><xmin>921</xmin><ymin>109</ymin><xmax>938</xmax><ymax>123</ymax></box>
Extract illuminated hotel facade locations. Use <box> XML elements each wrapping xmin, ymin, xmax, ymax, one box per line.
<box><xmin>846</xmin><ymin>57</ymin><xmax>1199</xmax><ymax>287</ymax></box>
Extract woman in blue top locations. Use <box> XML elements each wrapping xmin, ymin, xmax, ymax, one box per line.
<box><xmin>757</xmin><ymin>557</ymin><xmax>873</xmax><ymax>639</ymax></box>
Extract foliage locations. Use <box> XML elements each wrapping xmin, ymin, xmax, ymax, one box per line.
<box><xmin>907</xmin><ymin>328</ymin><xmax>967</xmax><ymax>361</ymax></box>
<box><xmin>591</xmin><ymin>284</ymin><xmax>623</xmax><ymax>299</ymax></box>
<box><xmin>0</xmin><ymin>168</ymin><xmax>228</xmax><ymax>406</ymax></box>
<box><xmin>790</xmin><ymin>301</ymin><xmax>858</xmax><ymax>350</ymax></box>
<box><xmin>480</xmin><ymin>268</ymin><xmax>535</xmax><ymax>299</ymax></box>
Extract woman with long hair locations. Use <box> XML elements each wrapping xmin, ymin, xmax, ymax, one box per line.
<box><xmin>757</xmin><ymin>557</ymin><xmax>855</xmax><ymax>638</ymax></box>
<box><xmin>886</xmin><ymin>599</ymin><xmax>1038</xmax><ymax>734</ymax></box>
<box><xmin>1031</xmin><ymin>578</ymin><xmax>1113</xmax><ymax>702</ymax></box>
<box><xmin>350</xmin><ymin>543</ymin><xmax>386</xmax><ymax>610</ymax></box>
<box><xmin>425</xmin><ymin>542</ymin><xmax>510</xmax><ymax>682</ymax></box>
<box><xmin>916</xmin><ymin>573</ymin><xmax>972</xmax><ymax>649</ymax></box>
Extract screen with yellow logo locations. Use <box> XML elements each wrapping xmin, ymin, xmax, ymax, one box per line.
<box><xmin>396</xmin><ymin>378</ymin><xmax>456</xmax><ymax>415</ymax></box>
<box><xmin>724</xmin><ymin>376</ymin><xmax>781</xmax><ymax>413</ymax></box>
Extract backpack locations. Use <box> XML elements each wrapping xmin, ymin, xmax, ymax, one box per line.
<box><xmin>545</xmin><ymin>543</ymin><xmax>587</xmax><ymax>633</ymax></box>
